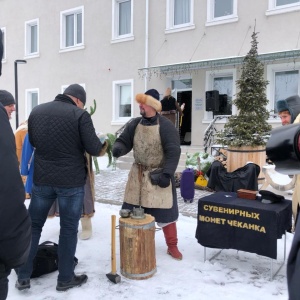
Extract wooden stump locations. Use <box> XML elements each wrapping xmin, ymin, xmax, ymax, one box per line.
<box><xmin>119</xmin><ymin>214</ymin><xmax>156</xmax><ymax>280</ymax></box>
<box><xmin>227</xmin><ymin>146</ymin><xmax>266</xmax><ymax>180</ymax></box>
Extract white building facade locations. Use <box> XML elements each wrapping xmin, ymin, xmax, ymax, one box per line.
<box><xmin>1</xmin><ymin>0</ymin><xmax>300</xmax><ymax>147</ymax></box>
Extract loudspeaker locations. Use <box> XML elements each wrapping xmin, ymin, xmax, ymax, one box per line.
<box><xmin>206</xmin><ymin>90</ymin><xmax>219</xmax><ymax>111</ymax></box>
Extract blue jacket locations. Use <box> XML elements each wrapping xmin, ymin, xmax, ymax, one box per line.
<box><xmin>20</xmin><ymin>133</ymin><xmax>34</xmax><ymax>193</ymax></box>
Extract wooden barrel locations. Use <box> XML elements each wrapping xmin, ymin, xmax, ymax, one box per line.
<box><xmin>226</xmin><ymin>146</ymin><xmax>266</xmax><ymax>180</ymax></box>
<box><xmin>119</xmin><ymin>214</ymin><xmax>156</xmax><ymax>280</ymax></box>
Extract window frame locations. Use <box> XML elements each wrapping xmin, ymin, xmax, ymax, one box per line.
<box><xmin>25</xmin><ymin>18</ymin><xmax>39</xmax><ymax>58</ymax></box>
<box><xmin>1</xmin><ymin>27</ymin><xmax>6</xmax><ymax>62</ymax></box>
<box><xmin>206</xmin><ymin>0</ymin><xmax>238</xmax><ymax>27</ymax></box>
<box><xmin>266</xmin><ymin>62</ymin><xmax>300</xmax><ymax>118</ymax></box>
<box><xmin>112</xmin><ymin>0</ymin><xmax>134</xmax><ymax>43</ymax></box>
<box><xmin>165</xmin><ymin>0</ymin><xmax>195</xmax><ymax>33</ymax></box>
<box><xmin>112</xmin><ymin>79</ymin><xmax>134</xmax><ymax>124</ymax></box>
<box><xmin>60</xmin><ymin>6</ymin><xmax>84</xmax><ymax>51</ymax></box>
<box><xmin>204</xmin><ymin>68</ymin><xmax>237</xmax><ymax>122</ymax></box>
<box><xmin>266</xmin><ymin>0</ymin><xmax>300</xmax><ymax>15</ymax></box>
<box><xmin>25</xmin><ymin>88</ymin><xmax>39</xmax><ymax>118</ymax></box>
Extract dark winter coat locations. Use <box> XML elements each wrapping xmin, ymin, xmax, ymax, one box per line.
<box><xmin>113</xmin><ymin>114</ymin><xmax>181</xmax><ymax>223</ymax></box>
<box><xmin>28</xmin><ymin>94</ymin><xmax>104</xmax><ymax>188</ymax></box>
<box><xmin>0</xmin><ymin>30</ymin><xmax>3</xmax><ymax>76</ymax></box>
<box><xmin>287</xmin><ymin>211</ymin><xmax>300</xmax><ymax>300</ymax></box>
<box><xmin>0</xmin><ymin>103</ymin><xmax>31</xmax><ymax>268</ymax></box>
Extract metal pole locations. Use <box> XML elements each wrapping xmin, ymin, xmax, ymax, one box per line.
<box><xmin>14</xmin><ymin>61</ymin><xmax>19</xmax><ymax>128</ymax></box>
<box><xmin>14</xmin><ymin>59</ymin><xmax>27</xmax><ymax>129</ymax></box>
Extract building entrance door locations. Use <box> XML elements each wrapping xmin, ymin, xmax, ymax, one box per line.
<box><xmin>177</xmin><ymin>90</ymin><xmax>192</xmax><ymax>145</ymax></box>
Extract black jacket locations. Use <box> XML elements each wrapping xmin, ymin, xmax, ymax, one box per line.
<box><xmin>0</xmin><ymin>103</ymin><xmax>31</xmax><ymax>268</ymax></box>
<box><xmin>0</xmin><ymin>30</ymin><xmax>3</xmax><ymax>76</ymax></box>
<box><xmin>28</xmin><ymin>94</ymin><xmax>104</xmax><ymax>188</ymax></box>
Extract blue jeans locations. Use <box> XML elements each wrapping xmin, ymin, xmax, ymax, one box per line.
<box><xmin>18</xmin><ymin>184</ymin><xmax>84</xmax><ymax>282</ymax></box>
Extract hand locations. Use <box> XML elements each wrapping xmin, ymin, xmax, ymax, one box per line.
<box><xmin>158</xmin><ymin>173</ymin><xmax>171</xmax><ymax>188</ymax></box>
<box><xmin>112</xmin><ymin>146</ymin><xmax>122</xmax><ymax>158</ymax></box>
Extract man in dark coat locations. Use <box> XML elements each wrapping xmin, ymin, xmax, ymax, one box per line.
<box><xmin>112</xmin><ymin>89</ymin><xmax>183</xmax><ymax>260</ymax></box>
<box><xmin>16</xmin><ymin>84</ymin><xmax>108</xmax><ymax>292</ymax></box>
<box><xmin>0</xmin><ymin>102</ymin><xmax>31</xmax><ymax>300</ymax></box>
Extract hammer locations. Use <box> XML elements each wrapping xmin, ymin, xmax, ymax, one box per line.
<box><xmin>106</xmin><ymin>215</ymin><xmax>121</xmax><ymax>283</ymax></box>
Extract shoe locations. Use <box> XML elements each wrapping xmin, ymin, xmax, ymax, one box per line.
<box><xmin>15</xmin><ymin>279</ymin><xmax>30</xmax><ymax>290</ymax></box>
<box><xmin>56</xmin><ymin>274</ymin><xmax>88</xmax><ymax>292</ymax></box>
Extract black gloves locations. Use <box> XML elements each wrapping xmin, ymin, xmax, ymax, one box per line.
<box><xmin>158</xmin><ymin>173</ymin><xmax>171</xmax><ymax>188</ymax></box>
<box><xmin>112</xmin><ymin>146</ymin><xmax>122</xmax><ymax>158</ymax></box>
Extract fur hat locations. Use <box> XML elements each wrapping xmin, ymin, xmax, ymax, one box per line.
<box><xmin>136</xmin><ymin>89</ymin><xmax>162</xmax><ymax>112</ymax></box>
<box><xmin>0</xmin><ymin>90</ymin><xmax>15</xmax><ymax>106</ymax></box>
<box><xmin>276</xmin><ymin>99</ymin><xmax>290</xmax><ymax>114</ymax></box>
<box><xmin>259</xmin><ymin>190</ymin><xmax>284</xmax><ymax>204</ymax></box>
<box><xmin>64</xmin><ymin>84</ymin><xmax>86</xmax><ymax>105</ymax></box>
<box><xmin>286</xmin><ymin>95</ymin><xmax>300</xmax><ymax>123</ymax></box>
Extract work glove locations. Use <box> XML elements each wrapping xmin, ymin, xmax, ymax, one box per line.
<box><xmin>158</xmin><ymin>173</ymin><xmax>171</xmax><ymax>188</ymax></box>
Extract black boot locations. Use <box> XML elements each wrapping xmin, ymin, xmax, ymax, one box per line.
<box><xmin>56</xmin><ymin>274</ymin><xmax>88</xmax><ymax>291</ymax></box>
<box><xmin>15</xmin><ymin>279</ymin><xmax>30</xmax><ymax>290</ymax></box>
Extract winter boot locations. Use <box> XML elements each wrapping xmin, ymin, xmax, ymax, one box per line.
<box><xmin>79</xmin><ymin>217</ymin><xmax>92</xmax><ymax>240</ymax></box>
<box><xmin>162</xmin><ymin>222</ymin><xmax>183</xmax><ymax>260</ymax></box>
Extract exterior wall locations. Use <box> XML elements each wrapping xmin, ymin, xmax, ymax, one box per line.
<box><xmin>1</xmin><ymin>0</ymin><xmax>300</xmax><ymax>148</ymax></box>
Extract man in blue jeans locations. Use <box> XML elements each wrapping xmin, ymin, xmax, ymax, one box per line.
<box><xmin>16</xmin><ymin>84</ymin><xmax>108</xmax><ymax>292</ymax></box>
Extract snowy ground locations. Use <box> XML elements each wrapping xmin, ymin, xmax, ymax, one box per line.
<box><xmin>6</xmin><ymin>157</ymin><xmax>294</xmax><ymax>300</ymax></box>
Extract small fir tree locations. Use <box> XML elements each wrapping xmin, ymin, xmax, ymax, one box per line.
<box><xmin>216</xmin><ymin>31</ymin><xmax>272</xmax><ymax>147</ymax></box>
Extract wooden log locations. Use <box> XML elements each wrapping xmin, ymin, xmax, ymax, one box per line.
<box><xmin>119</xmin><ymin>214</ymin><xmax>156</xmax><ymax>280</ymax></box>
<box><xmin>227</xmin><ymin>146</ymin><xmax>266</xmax><ymax>180</ymax></box>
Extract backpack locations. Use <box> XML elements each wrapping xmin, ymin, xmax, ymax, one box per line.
<box><xmin>31</xmin><ymin>241</ymin><xmax>78</xmax><ymax>278</ymax></box>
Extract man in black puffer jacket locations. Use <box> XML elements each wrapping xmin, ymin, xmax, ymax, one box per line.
<box><xmin>16</xmin><ymin>84</ymin><xmax>108</xmax><ymax>292</ymax></box>
<box><xmin>0</xmin><ymin>102</ymin><xmax>31</xmax><ymax>300</ymax></box>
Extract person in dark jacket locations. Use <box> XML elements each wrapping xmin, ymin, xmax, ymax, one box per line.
<box><xmin>112</xmin><ymin>89</ymin><xmax>183</xmax><ymax>260</ymax></box>
<box><xmin>16</xmin><ymin>84</ymin><xmax>108</xmax><ymax>292</ymax></box>
<box><xmin>160</xmin><ymin>87</ymin><xmax>182</xmax><ymax>125</ymax></box>
<box><xmin>0</xmin><ymin>102</ymin><xmax>31</xmax><ymax>300</ymax></box>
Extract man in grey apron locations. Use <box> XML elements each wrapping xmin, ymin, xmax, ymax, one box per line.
<box><xmin>113</xmin><ymin>89</ymin><xmax>182</xmax><ymax>260</ymax></box>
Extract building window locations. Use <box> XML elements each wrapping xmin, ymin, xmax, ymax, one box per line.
<box><xmin>205</xmin><ymin>69</ymin><xmax>236</xmax><ymax>120</ymax></box>
<box><xmin>25</xmin><ymin>19</ymin><xmax>39</xmax><ymax>57</ymax></box>
<box><xmin>166</xmin><ymin>0</ymin><xmax>194</xmax><ymax>32</ymax></box>
<box><xmin>267</xmin><ymin>63</ymin><xmax>300</xmax><ymax>115</ymax></box>
<box><xmin>267</xmin><ymin>63</ymin><xmax>300</xmax><ymax>114</ymax></box>
<box><xmin>213</xmin><ymin>76</ymin><xmax>233</xmax><ymax>115</ymax></box>
<box><xmin>112</xmin><ymin>80</ymin><xmax>133</xmax><ymax>123</ymax></box>
<box><xmin>112</xmin><ymin>0</ymin><xmax>133</xmax><ymax>42</ymax></box>
<box><xmin>206</xmin><ymin>0</ymin><xmax>238</xmax><ymax>26</ymax></box>
<box><xmin>267</xmin><ymin>0</ymin><xmax>300</xmax><ymax>14</ymax></box>
<box><xmin>60</xmin><ymin>6</ymin><xmax>84</xmax><ymax>50</ymax></box>
<box><xmin>1</xmin><ymin>27</ymin><xmax>6</xmax><ymax>61</ymax></box>
<box><xmin>26</xmin><ymin>89</ymin><xmax>39</xmax><ymax>118</ymax></box>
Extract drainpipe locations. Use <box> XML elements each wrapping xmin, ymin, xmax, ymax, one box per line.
<box><xmin>144</xmin><ymin>0</ymin><xmax>149</xmax><ymax>91</ymax></box>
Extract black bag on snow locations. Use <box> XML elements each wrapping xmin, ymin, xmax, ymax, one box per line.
<box><xmin>31</xmin><ymin>241</ymin><xmax>78</xmax><ymax>278</ymax></box>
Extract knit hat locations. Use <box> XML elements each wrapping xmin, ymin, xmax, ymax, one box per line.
<box><xmin>136</xmin><ymin>89</ymin><xmax>162</xmax><ymax>112</ymax></box>
<box><xmin>63</xmin><ymin>84</ymin><xmax>86</xmax><ymax>105</ymax></box>
<box><xmin>0</xmin><ymin>90</ymin><xmax>15</xmax><ymax>106</ymax></box>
